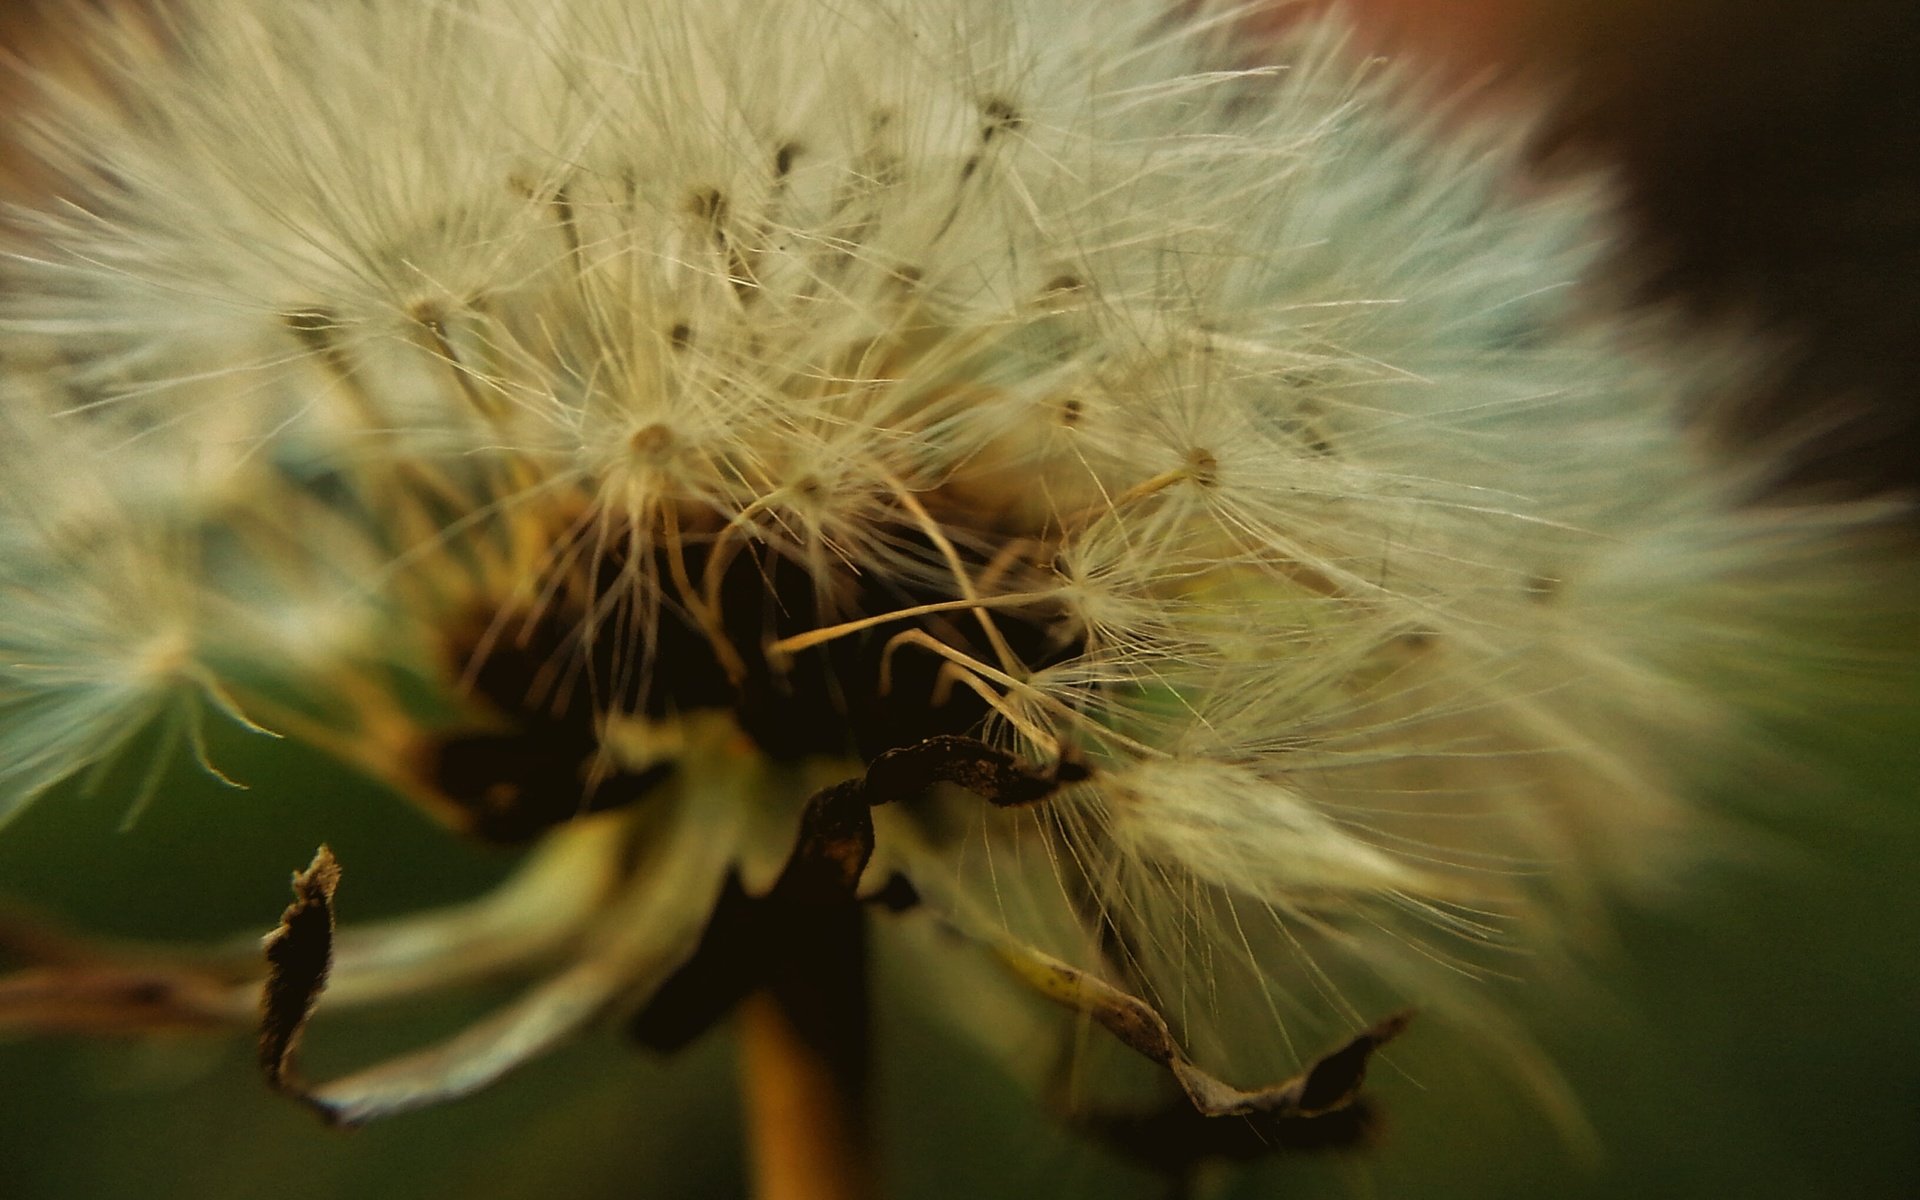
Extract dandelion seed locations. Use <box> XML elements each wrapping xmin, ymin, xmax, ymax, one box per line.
<box><xmin>0</xmin><ymin>0</ymin><xmax>1906</xmax><ymax>1192</ymax></box>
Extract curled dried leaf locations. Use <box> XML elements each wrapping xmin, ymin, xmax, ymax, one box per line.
<box><xmin>781</xmin><ymin>779</ymin><xmax>877</xmax><ymax>900</ymax></box>
<box><xmin>633</xmin><ymin>769</ymin><xmax>879</xmax><ymax>1051</ymax></box>
<box><xmin>860</xmin><ymin>735</ymin><xmax>1088</xmax><ymax>809</ymax></box>
<box><xmin>289</xmin><ymin>789</ymin><xmax>743</xmax><ymax>1126</ymax></box>
<box><xmin>258</xmin><ymin>845</ymin><xmax>340</xmax><ymax>1096</ymax></box>
<box><xmin>990</xmin><ymin>936</ymin><xmax>1410</xmax><ymax>1120</ymax></box>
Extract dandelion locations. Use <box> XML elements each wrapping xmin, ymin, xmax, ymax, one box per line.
<box><xmin>0</xmin><ymin>0</ymin><xmax>1905</xmax><ymax>1194</ymax></box>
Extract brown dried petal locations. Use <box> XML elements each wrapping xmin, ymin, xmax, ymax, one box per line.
<box><xmin>861</xmin><ymin>734</ymin><xmax>1088</xmax><ymax>809</ymax></box>
<box><xmin>258</xmin><ymin>845</ymin><xmax>340</xmax><ymax>1095</ymax></box>
<box><xmin>990</xmin><ymin>937</ymin><xmax>1410</xmax><ymax>1120</ymax></box>
<box><xmin>631</xmin><ymin>775</ymin><xmax>876</xmax><ymax>1051</ymax></box>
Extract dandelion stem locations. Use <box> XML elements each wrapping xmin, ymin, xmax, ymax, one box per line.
<box><xmin>738</xmin><ymin>906</ymin><xmax>874</xmax><ymax>1200</ymax></box>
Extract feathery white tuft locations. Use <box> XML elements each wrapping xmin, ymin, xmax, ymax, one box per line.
<box><xmin>0</xmin><ymin>0</ymin><xmax>1904</xmax><ymax>1102</ymax></box>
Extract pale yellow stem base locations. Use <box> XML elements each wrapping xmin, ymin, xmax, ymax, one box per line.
<box><xmin>739</xmin><ymin>989</ymin><xmax>876</xmax><ymax>1200</ymax></box>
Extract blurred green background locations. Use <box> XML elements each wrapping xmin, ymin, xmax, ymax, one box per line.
<box><xmin>1</xmin><ymin>682</ymin><xmax>1916</xmax><ymax>1199</ymax></box>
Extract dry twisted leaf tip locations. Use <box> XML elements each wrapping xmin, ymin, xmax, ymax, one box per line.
<box><xmin>258</xmin><ymin>845</ymin><xmax>340</xmax><ymax>1103</ymax></box>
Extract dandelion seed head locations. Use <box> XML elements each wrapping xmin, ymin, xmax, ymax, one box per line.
<box><xmin>0</xmin><ymin>0</ymin><xmax>1904</xmax><ymax>1125</ymax></box>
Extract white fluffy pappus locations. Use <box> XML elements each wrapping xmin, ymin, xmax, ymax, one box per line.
<box><xmin>0</xmin><ymin>0</ymin><xmax>1907</xmax><ymax>1140</ymax></box>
